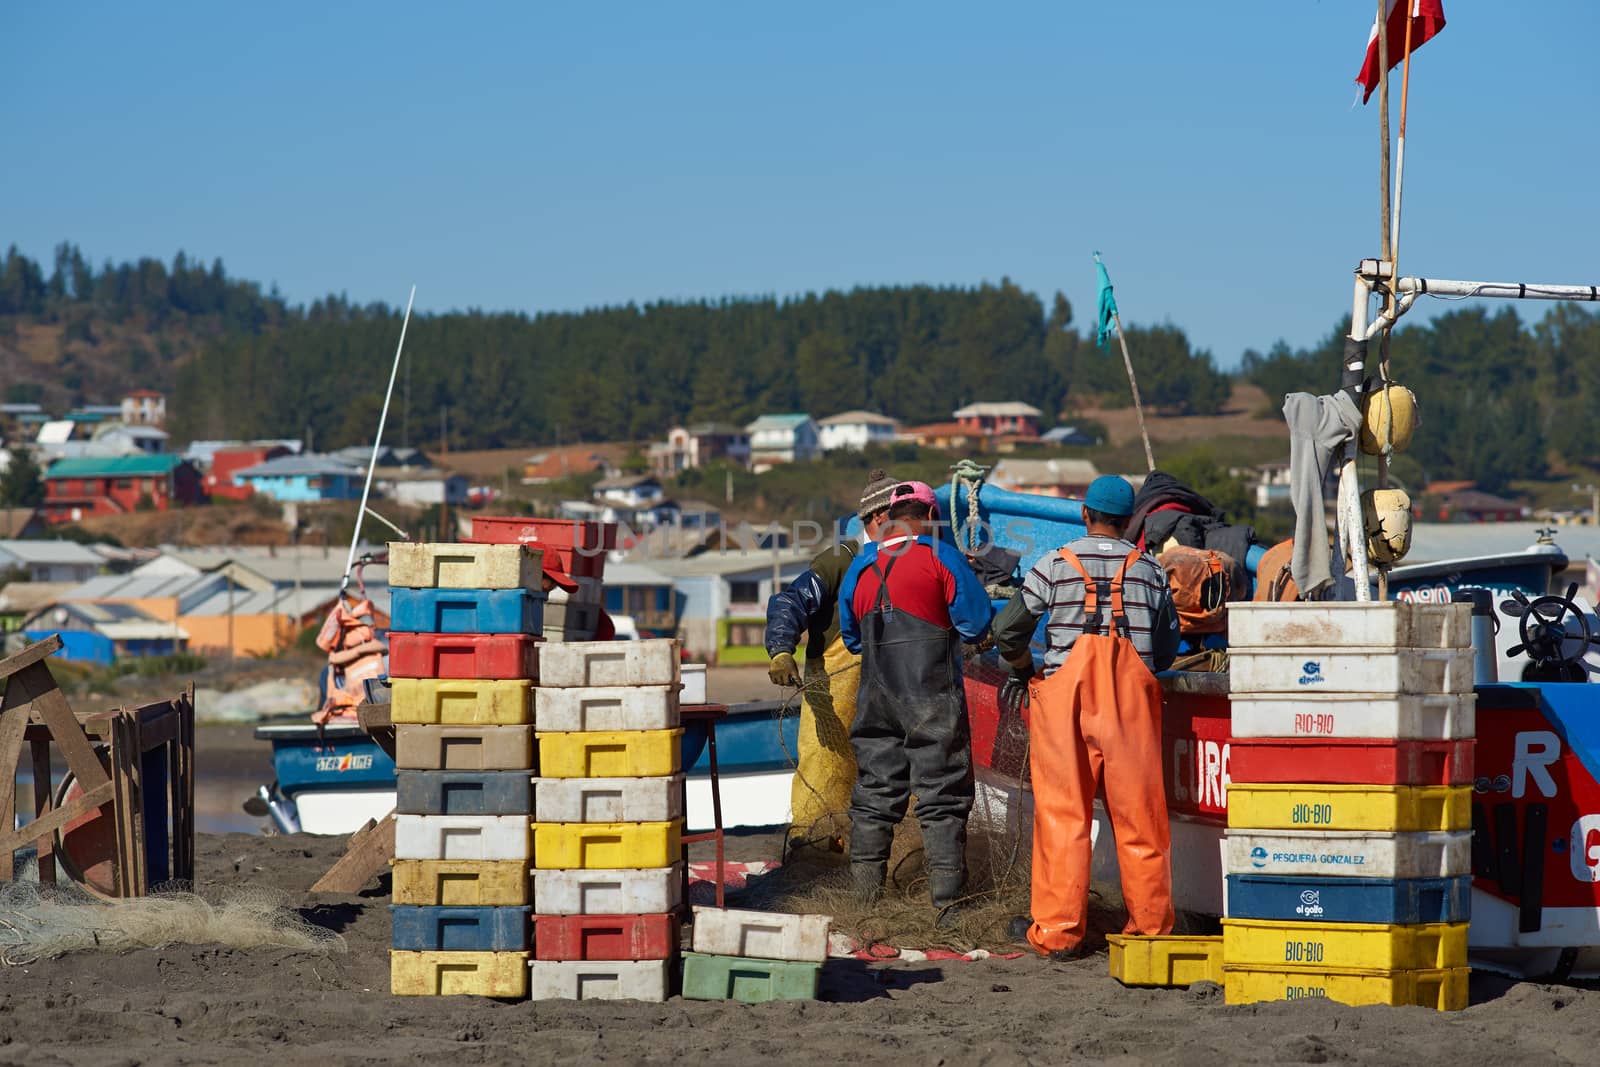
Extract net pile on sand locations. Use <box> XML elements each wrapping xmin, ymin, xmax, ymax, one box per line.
<box><xmin>0</xmin><ymin>881</ymin><xmax>346</xmax><ymax>965</ymax></box>
<box><xmin>761</xmin><ymin>659</ymin><xmax>1129</xmax><ymax>955</ymax></box>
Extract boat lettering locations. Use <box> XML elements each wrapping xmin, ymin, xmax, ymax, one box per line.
<box><xmin>1284</xmin><ymin>940</ymin><xmax>1325</xmax><ymax>963</ymax></box>
<box><xmin>1572</xmin><ymin>815</ymin><xmax>1600</xmax><ymax>883</ymax></box>
<box><xmin>1513</xmin><ymin>730</ymin><xmax>1560</xmax><ymax>799</ymax></box>
<box><xmin>1285</xmin><ymin>985</ymin><xmax>1328</xmax><ymax>999</ymax></box>
<box><xmin>1171</xmin><ymin>738</ymin><xmax>1231</xmax><ymax>808</ymax></box>
<box><xmin>315</xmin><ymin>753</ymin><xmax>375</xmax><ymax>772</ymax></box>
<box><xmin>1293</xmin><ymin>712</ymin><xmax>1336</xmax><ymax>735</ymax></box>
<box><xmin>1291</xmin><ymin>803</ymin><xmax>1333</xmax><ymax>825</ymax></box>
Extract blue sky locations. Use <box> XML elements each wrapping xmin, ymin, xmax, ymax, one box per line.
<box><xmin>5</xmin><ymin>1</ymin><xmax>1597</xmax><ymax>367</ymax></box>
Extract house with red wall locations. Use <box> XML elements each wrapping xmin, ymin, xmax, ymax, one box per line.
<box><xmin>207</xmin><ymin>445</ymin><xmax>291</xmax><ymax>501</ymax></box>
<box><xmin>41</xmin><ymin>455</ymin><xmax>206</xmax><ymax>524</ymax></box>
<box><xmin>953</xmin><ymin>402</ymin><xmax>1043</xmax><ymax>440</ymax></box>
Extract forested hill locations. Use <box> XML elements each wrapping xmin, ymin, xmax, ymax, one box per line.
<box><xmin>0</xmin><ymin>244</ymin><xmax>1229</xmax><ymax>449</ymax></box>
<box><xmin>5</xmin><ymin>243</ymin><xmax>1600</xmax><ymax>493</ymax></box>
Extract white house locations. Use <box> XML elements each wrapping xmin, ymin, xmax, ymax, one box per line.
<box><xmin>0</xmin><ymin>540</ymin><xmax>105</xmax><ymax>584</ymax></box>
<box><xmin>594</xmin><ymin>474</ymin><xmax>665</xmax><ymax>509</ymax></box>
<box><xmin>121</xmin><ymin>390</ymin><xmax>166</xmax><ymax>428</ymax></box>
<box><xmin>384</xmin><ymin>471</ymin><xmax>470</xmax><ymax>507</ymax></box>
<box><xmin>745</xmin><ymin>414</ymin><xmax>819</xmax><ymax>470</ymax></box>
<box><xmin>817</xmin><ymin>410</ymin><xmax>899</xmax><ymax>452</ymax></box>
<box><xmin>650</xmin><ymin>424</ymin><xmax>751</xmax><ymax>475</ymax></box>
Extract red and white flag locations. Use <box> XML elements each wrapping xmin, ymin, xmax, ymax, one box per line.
<box><xmin>1357</xmin><ymin>0</ymin><xmax>1447</xmax><ymax>104</ymax></box>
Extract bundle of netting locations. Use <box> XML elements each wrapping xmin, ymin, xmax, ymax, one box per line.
<box><xmin>0</xmin><ymin>880</ymin><xmax>346</xmax><ymax>965</ymax></box>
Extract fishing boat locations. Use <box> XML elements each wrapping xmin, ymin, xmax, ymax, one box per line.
<box><xmin>944</xmin><ymin>472</ymin><xmax>1600</xmax><ymax>981</ymax></box>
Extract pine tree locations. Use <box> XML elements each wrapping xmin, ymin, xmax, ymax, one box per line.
<box><xmin>0</xmin><ymin>448</ymin><xmax>46</xmax><ymax>509</ymax></box>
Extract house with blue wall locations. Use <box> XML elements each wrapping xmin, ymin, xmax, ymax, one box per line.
<box><xmin>232</xmin><ymin>454</ymin><xmax>363</xmax><ymax>502</ymax></box>
<box><xmin>22</xmin><ymin>601</ymin><xmax>189</xmax><ymax>665</ymax></box>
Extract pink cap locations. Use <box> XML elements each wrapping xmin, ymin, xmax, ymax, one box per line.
<box><xmin>889</xmin><ymin>480</ymin><xmax>940</xmax><ymax>519</ymax></box>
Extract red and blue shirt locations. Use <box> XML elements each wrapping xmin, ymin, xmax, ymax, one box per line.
<box><xmin>839</xmin><ymin>536</ymin><xmax>993</xmax><ymax>653</ymax></box>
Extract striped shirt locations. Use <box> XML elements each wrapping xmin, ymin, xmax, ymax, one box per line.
<box><xmin>994</xmin><ymin>535</ymin><xmax>1179</xmax><ymax>675</ymax></box>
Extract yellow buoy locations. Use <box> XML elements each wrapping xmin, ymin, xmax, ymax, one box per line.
<box><xmin>1360</xmin><ymin>382</ymin><xmax>1419</xmax><ymax>455</ymax></box>
<box><xmin>1362</xmin><ymin>487</ymin><xmax>1414</xmax><ymax>565</ymax></box>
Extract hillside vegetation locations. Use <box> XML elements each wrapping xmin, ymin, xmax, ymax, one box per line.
<box><xmin>6</xmin><ymin>243</ymin><xmax>1600</xmax><ymax>497</ymax></box>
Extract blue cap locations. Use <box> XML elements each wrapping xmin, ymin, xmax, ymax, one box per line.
<box><xmin>1084</xmin><ymin>475</ymin><xmax>1135</xmax><ymax>518</ymax></box>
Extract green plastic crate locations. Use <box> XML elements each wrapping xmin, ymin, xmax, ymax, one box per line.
<box><xmin>680</xmin><ymin>952</ymin><xmax>821</xmax><ymax>1003</ymax></box>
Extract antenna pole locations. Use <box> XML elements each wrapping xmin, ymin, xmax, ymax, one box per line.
<box><xmin>343</xmin><ymin>286</ymin><xmax>416</xmax><ymax>592</ymax></box>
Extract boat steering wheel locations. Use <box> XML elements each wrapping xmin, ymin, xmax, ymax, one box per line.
<box><xmin>1501</xmin><ymin>583</ymin><xmax>1600</xmax><ymax>682</ymax></box>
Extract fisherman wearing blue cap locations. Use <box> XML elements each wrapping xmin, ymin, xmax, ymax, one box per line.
<box><xmin>990</xmin><ymin>474</ymin><xmax>1180</xmax><ymax>960</ymax></box>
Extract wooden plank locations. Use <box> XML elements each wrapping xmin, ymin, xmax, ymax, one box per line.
<box><xmin>0</xmin><ymin>780</ymin><xmax>114</xmax><ymax>857</ymax></box>
<box><xmin>111</xmin><ymin>714</ymin><xmax>143</xmax><ymax>897</ymax></box>
<box><xmin>8</xmin><ymin>663</ymin><xmax>109</xmax><ymax>793</ymax></box>
<box><xmin>31</xmin><ymin>739</ymin><xmax>54</xmax><ymax>885</ymax></box>
<box><xmin>177</xmin><ymin>687</ymin><xmax>195</xmax><ymax>882</ymax></box>
<box><xmin>135</xmin><ymin>706</ymin><xmax>180</xmax><ymax>750</ymax></box>
<box><xmin>0</xmin><ymin>635</ymin><xmax>63</xmax><ymax>686</ymax></box>
<box><xmin>0</xmin><ymin>704</ymin><xmax>30</xmax><ymax>880</ymax></box>
<box><xmin>310</xmin><ymin>811</ymin><xmax>397</xmax><ymax>894</ymax></box>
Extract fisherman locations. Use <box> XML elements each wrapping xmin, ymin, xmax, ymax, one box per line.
<box><xmin>992</xmin><ymin>474</ymin><xmax>1180</xmax><ymax>959</ymax></box>
<box><xmin>764</xmin><ymin>469</ymin><xmax>900</xmax><ymax>855</ymax></box>
<box><xmin>838</xmin><ymin>480</ymin><xmax>993</xmax><ymax>913</ymax></box>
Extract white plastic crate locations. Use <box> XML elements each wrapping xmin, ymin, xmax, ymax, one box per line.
<box><xmin>534</xmin><ymin>775</ymin><xmax>685</xmax><ymax>823</ymax></box>
<box><xmin>528</xmin><ymin>959</ymin><xmax>669</xmax><ymax>1002</ymax></box>
<box><xmin>1229</xmin><ymin>692</ymin><xmax>1476</xmax><ymax>740</ymax></box>
<box><xmin>1229</xmin><ymin>648</ymin><xmax>1474</xmax><ymax>695</ymax></box>
<box><xmin>539</xmin><ymin>639</ymin><xmax>680</xmax><ymax>687</ymax></box>
<box><xmin>690</xmin><ymin>906</ymin><xmax>831</xmax><ymax>963</ymax></box>
<box><xmin>680</xmin><ymin>663</ymin><xmax>707</xmax><ymax>705</ymax></box>
<box><xmin>532</xmin><ymin>865</ymin><xmax>684</xmax><ymax>915</ymax></box>
<box><xmin>535</xmin><ymin>685</ymin><xmax>680</xmax><ymax>731</ymax></box>
<box><xmin>388</xmin><ymin>542</ymin><xmax>542</xmax><ymax>590</ymax></box>
<box><xmin>1228</xmin><ymin>602</ymin><xmax>1471</xmax><ymax>651</ymax></box>
<box><xmin>394</xmin><ymin>814</ymin><xmax>531</xmax><ymax>861</ymax></box>
<box><xmin>1224</xmin><ymin>829</ymin><xmax>1472</xmax><ymax>879</ymax></box>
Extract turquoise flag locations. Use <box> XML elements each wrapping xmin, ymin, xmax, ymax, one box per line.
<box><xmin>1094</xmin><ymin>251</ymin><xmax>1118</xmax><ymax>348</ymax></box>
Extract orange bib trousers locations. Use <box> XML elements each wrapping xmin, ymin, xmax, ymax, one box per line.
<box><xmin>1024</xmin><ymin>549</ymin><xmax>1175</xmax><ymax>956</ymax></box>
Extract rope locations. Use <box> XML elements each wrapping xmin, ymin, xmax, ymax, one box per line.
<box><xmin>948</xmin><ymin>459</ymin><xmax>990</xmax><ymax>554</ymax></box>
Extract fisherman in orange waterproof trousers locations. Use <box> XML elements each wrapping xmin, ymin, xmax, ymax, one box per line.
<box><xmin>990</xmin><ymin>475</ymin><xmax>1181</xmax><ymax>959</ymax></box>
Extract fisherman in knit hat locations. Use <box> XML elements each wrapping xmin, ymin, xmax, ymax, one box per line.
<box><xmin>764</xmin><ymin>469</ymin><xmax>900</xmax><ymax>857</ymax></box>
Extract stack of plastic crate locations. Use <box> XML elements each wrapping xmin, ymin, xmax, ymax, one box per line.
<box><xmin>528</xmin><ymin>638</ymin><xmax>685</xmax><ymax>1002</ymax></box>
<box><xmin>682</xmin><ymin>907</ymin><xmax>830</xmax><ymax>1003</ymax></box>
<box><xmin>386</xmin><ymin>542</ymin><xmax>544</xmax><ymax>999</ymax></box>
<box><xmin>1222</xmin><ymin>601</ymin><xmax>1476</xmax><ymax>1011</ymax></box>
<box><xmin>466</xmin><ymin>516</ymin><xmax>615</xmax><ymax>642</ymax></box>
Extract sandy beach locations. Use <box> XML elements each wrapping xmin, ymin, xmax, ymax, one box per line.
<box><xmin>0</xmin><ymin>715</ymin><xmax>1592</xmax><ymax>1066</ymax></box>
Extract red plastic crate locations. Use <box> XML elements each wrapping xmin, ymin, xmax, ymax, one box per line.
<box><xmin>1228</xmin><ymin>737</ymin><xmax>1475</xmax><ymax>786</ymax></box>
<box><xmin>388</xmin><ymin>633</ymin><xmax>542</xmax><ymax>680</ymax></box>
<box><xmin>468</xmin><ymin>517</ymin><xmax>614</xmax><ymax>579</ymax></box>
<box><xmin>533</xmin><ymin>913</ymin><xmax>679</xmax><ymax>961</ymax></box>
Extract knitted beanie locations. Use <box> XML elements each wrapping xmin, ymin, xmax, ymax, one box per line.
<box><xmin>858</xmin><ymin>468</ymin><xmax>899</xmax><ymax>521</ymax></box>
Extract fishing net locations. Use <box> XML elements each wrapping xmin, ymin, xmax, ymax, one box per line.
<box><xmin>758</xmin><ymin>649</ymin><xmax>1140</xmax><ymax>954</ymax></box>
<box><xmin>0</xmin><ymin>877</ymin><xmax>346</xmax><ymax>965</ymax></box>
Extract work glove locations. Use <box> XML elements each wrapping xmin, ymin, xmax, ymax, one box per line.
<box><xmin>768</xmin><ymin>651</ymin><xmax>803</xmax><ymax>688</ymax></box>
<box><xmin>999</xmin><ymin>662</ymin><xmax>1036</xmax><ymax>717</ymax></box>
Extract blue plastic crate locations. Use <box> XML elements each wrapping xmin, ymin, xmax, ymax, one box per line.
<box><xmin>1226</xmin><ymin>874</ymin><xmax>1471</xmax><ymax>925</ymax></box>
<box><xmin>389</xmin><ymin>588</ymin><xmax>543</xmax><ymax>635</ymax></box>
<box><xmin>397</xmin><ymin>770</ymin><xmax>534</xmax><ymax>816</ymax></box>
<box><xmin>391</xmin><ymin>905</ymin><xmax>532</xmax><ymax>952</ymax></box>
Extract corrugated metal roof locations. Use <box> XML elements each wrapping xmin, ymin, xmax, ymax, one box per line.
<box><xmin>952</xmin><ymin>402</ymin><xmax>1043</xmax><ymax>418</ymax></box>
<box><xmin>0</xmin><ymin>539</ymin><xmax>104</xmax><ymax>566</ymax></box>
<box><xmin>746</xmin><ymin>413</ymin><xmax>813</xmax><ymax>431</ymax></box>
<box><xmin>62</xmin><ymin>572</ymin><xmax>226</xmax><ymax>604</ymax></box>
<box><xmin>817</xmin><ymin>410</ymin><xmax>898</xmax><ymax>427</ymax></box>
<box><xmin>45</xmin><ymin>454</ymin><xmax>185</xmax><ymax>478</ymax></box>
<box><xmin>233</xmin><ymin>454</ymin><xmax>362</xmax><ymax>478</ymax></box>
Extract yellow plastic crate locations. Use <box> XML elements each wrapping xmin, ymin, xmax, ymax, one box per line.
<box><xmin>391</xmin><ymin>860</ymin><xmax>530</xmax><ymax>906</ymax></box>
<box><xmin>1107</xmin><ymin>934</ymin><xmax>1223</xmax><ymax>987</ymax></box>
<box><xmin>391</xmin><ymin>679</ymin><xmax>533</xmax><ymax>726</ymax></box>
<box><xmin>390</xmin><ymin>950</ymin><xmax>530</xmax><ymax>997</ymax></box>
<box><xmin>1225</xmin><ymin>783</ymin><xmax>1469</xmax><ymax>832</ymax></box>
<box><xmin>532</xmin><ymin>820</ymin><xmax>683</xmax><ymax>870</ymax></box>
<box><xmin>388</xmin><ymin>541</ymin><xmax>543</xmax><ymax>590</ymax></box>
<box><xmin>535</xmin><ymin>729</ymin><xmax>684</xmax><ymax>778</ymax></box>
<box><xmin>1223</xmin><ymin>965</ymin><xmax>1468</xmax><ymax>1010</ymax></box>
<box><xmin>1222</xmin><ymin>919</ymin><xmax>1468</xmax><ymax>970</ymax></box>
